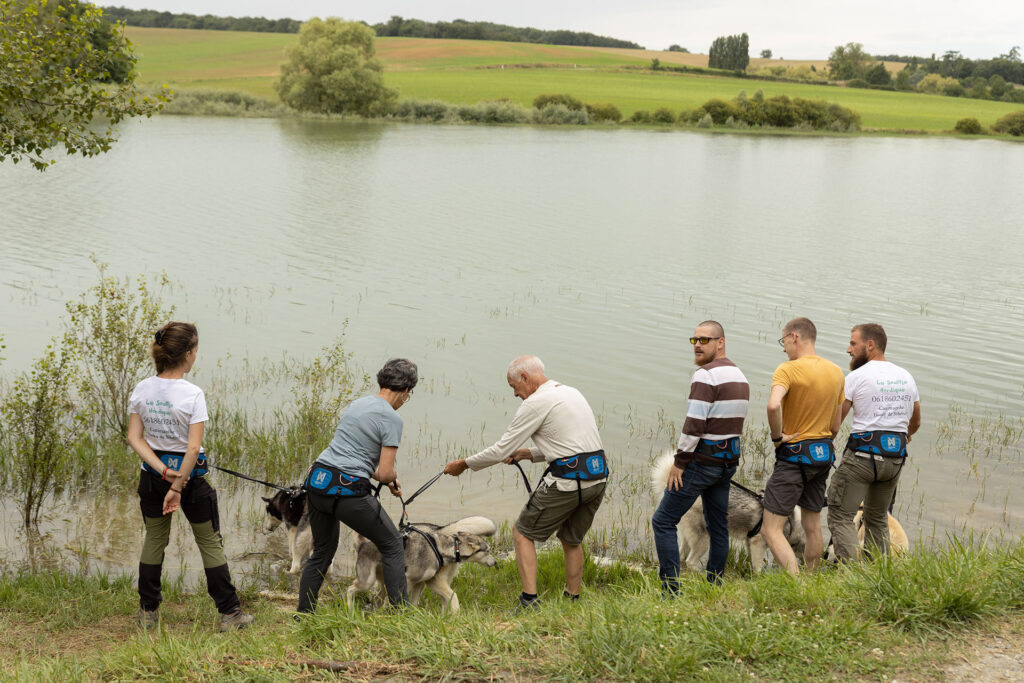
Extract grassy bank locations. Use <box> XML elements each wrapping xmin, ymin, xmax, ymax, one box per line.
<box><xmin>3</xmin><ymin>540</ymin><xmax>1024</xmax><ymax>680</ymax></box>
<box><xmin>124</xmin><ymin>28</ymin><xmax>1023</xmax><ymax>132</ymax></box>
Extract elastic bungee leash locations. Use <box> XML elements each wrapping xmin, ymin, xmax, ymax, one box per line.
<box><xmin>512</xmin><ymin>459</ymin><xmax>533</xmax><ymax>494</ymax></box>
<box><xmin>396</xmin><ymin>471</ymin><xmax>448</xmax><ymax>569</ymax></box>
<box><xmin>206</xmin><ymin>460</ymin><xmax>296</xmax><ymax>494</ymax></box>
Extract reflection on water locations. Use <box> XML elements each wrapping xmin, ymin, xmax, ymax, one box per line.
<box><xmin>1</xmin><ymin>117</ymin><xmax>1023</xmax><ymax>581</ymax></box>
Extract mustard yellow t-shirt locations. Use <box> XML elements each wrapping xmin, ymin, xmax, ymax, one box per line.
<box><xmin>772</xmin><ymin>355</ymin><xmax>845</xmax><ymax>440</ymax></box>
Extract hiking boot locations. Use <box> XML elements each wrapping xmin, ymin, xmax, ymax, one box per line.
<box><xmin>138</xmin><ymin>608</ymin><xmax>159</xmax><ymax>630</ymax></box>
<box><xmin>510</xmin><ymin>594</ymin><xmax>541</xmax><ymax>615</ymax></box>
<box><xmin>219</xmin><ymin>609</ymin><xmax>254</xmax><ymax>632</ymax></box>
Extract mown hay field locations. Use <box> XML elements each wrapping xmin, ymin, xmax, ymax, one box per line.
<box><xmin>126</xmin><ymin>28</ymin><xmax>1022</xmax><ymax>131</ymax></box>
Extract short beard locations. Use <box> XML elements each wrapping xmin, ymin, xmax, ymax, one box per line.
<box><xmin>849</xmin><ymin>353</ymin><xmax>868</xmax><ymax>371</ymax></box>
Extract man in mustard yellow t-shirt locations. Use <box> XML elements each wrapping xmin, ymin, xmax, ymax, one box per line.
<box><xmin>763</xmin><ymin>317</ymin><xmax>844</xmax><ymax>574</ymax></box>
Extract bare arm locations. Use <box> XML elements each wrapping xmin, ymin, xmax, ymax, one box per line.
<box><xmin>372</xmin><ymin>446</ymin><xmax>399</xmax><ymax>483</ymax></box>
<box><xmin>126</xmin><ymin>413</ymin><xmax>179</xmax><ymax>482</ymax></box>
<box><xmin>163</xmin><ymin>421</ymin><xmax>203</xmax><ymax>514</ymax></box>
<box><xmin>907</xmin><ymin>401</ymin><xmax>922</xmax><ymax>438</ymax></box>
<box><xmin>767</xmin><ymin>384</ymin><xmax>798</xmax><ymax>442</ymax></box>
<box><xmin>834</xmin><ymin>399</ymin><xmax>852</xmax><ymax>436</ymax></box>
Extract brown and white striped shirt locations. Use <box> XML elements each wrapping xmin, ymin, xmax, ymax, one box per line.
<box><xmin>675</xmin><ymin>357</ymin><xmax>749</xmax><ymax>468</ymax></box>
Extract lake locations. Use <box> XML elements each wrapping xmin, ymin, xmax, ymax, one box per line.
<box><xmin>1</xmin><ymin>117</ymin><xmax>1022</xmax><ymax>579</ymax></box>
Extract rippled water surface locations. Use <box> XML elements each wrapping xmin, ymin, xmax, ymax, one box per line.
<box><xmin>1</xmin><ymin>118</ymin><xmax>1022</xmax><ymax>579</ymax></box>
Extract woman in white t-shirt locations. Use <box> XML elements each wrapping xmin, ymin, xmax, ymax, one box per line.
<box><xmin>126</xmin><ymin>321</ymin><xmax>252</xmax><ymax>632</ymax></box>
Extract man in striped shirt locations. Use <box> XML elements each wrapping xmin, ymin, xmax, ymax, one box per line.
<box><xmin>652</xmin><ymin>320</ymin><xmax>749</xmax><ymax>589</ymax></box>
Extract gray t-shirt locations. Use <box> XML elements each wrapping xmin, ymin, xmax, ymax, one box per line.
<box><xmin>315</xmin><ymin>395</ymin><xmax>403</xmax><ymax>480</ymax></box>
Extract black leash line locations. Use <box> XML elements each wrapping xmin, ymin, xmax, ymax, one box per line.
<box><xmin>207</xmin><ymin>462</ymin><xmax>294</xmax><ymax>493</ymax></box>
<box><xmin>513</xmin><ymin>459</ymin><xmax>533</xmax><ymax>494</ymax></box>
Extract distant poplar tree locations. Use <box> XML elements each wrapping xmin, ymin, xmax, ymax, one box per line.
<box><xmin>708</xmin><ymin>33</ymin><xmax>750</xmax><ymax>71</ymax></box>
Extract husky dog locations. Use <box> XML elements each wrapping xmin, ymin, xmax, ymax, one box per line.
<box><xmin>347</xmin><ymin>516</ymin><xmax>498</xmax><ymax>613</ymax></box>
<box><xmin>263</xmin><ymin>488</ymin><xmax>312</xmax><ymax>574</ymax></box>
<box><xmin>651</xmin><ymin>452</ymin><xmax>806</xmax><ymax>573</ymax></box>
<box><xmin>825</xmin><ymin>505</ymin><xmax>910</xmax><ymax>561</ymax></box>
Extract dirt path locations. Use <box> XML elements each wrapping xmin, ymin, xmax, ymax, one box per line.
<box><xmin>943</xmin><ymin>619</ymin><xmax>1024</xmax><ymax>682</ymax></box>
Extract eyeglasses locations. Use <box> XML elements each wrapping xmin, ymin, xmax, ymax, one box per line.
<box><xmin>404</xmin><ymin>389</ymin><xmax>414</xmax><ymax>401</ymax></box>
<box><xmin>777</xmin><ymin>332</ymin><xmax>794</xmax><ymax>348</ymax></box>
<box><xmin>689</xmin><ymin>336</ymin><xmax>721</xmax><ymax>345</ymax></box>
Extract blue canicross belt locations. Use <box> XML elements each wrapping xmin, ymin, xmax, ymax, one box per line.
<box><xmin>776</xmin><ymin>438</ymin><xmax>835</xmax><ymax>466</ymax></box>
<box><xmin>696</xmin><ymin>436</ymin><xmax>741</xmax><ymax>461</ymax></box>
<box><xmin>303</xmin><ymin>462</ymin><xmax>373</xmax><ymax>497</ymax></box>
<box><xmin>143</xmin><ymin>451</ymin><xmax>208</xmax><ymax>478</ymax></box>
<box><xmin>845</xmin><ymin>430</ymin><xmax>909</xmax><ymax>458</ymax></box>
<box><xmin>545</xmin><ymin>450</ymin><xmax>609</xmax><ymax>481</ymax></box>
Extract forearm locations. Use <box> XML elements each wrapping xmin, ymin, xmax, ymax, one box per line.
<box><xmin>767</xmin><ymin>405</ymin><xmax>784</xmax><ymax>439</ymax></box>
<box><xmin>128</xmin><ymin>435</ymin><xmax>170</xmax><ymax>476</ymax></box>
<box><xmin>466</xmin><ymin>411</ymin><xmax>539</xmax><ymax>470</ymax></box>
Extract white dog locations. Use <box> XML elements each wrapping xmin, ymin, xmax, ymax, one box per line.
<box><xmin>651</xmin><ymin>452</ymin><xmax>806</xmax><ymax>573</ymax></box>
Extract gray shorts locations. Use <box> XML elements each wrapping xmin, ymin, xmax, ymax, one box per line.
<box><xmin>515</xmin><ymin>481</ymin><xmax>606</xmax><ymax>546</ymax></box>
<box><xmin>763</xmin><ymin>460</ymin><xmax>830</xmax><ymax>515</ymax></box>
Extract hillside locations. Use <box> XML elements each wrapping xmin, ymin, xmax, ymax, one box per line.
<box><xmin>124</xmin><ymin>28</ymin><xmax>1021</xmax><ymax>132</ymax></box>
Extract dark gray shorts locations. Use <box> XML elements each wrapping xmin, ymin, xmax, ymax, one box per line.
<box><xmin>515</xmin><ymin>481</ymin><xmax>606</xmax><ymax>546</ymax></box>
<box><xmin>763</xmin><ymin>461</ymin><xmax>830</xmax><ymax>515</ymax></box>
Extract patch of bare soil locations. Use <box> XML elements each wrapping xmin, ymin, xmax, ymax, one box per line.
<box><xmin>943</xmin><ymin>619</ymin><xmax>1024</xmax><ymax>682</ymax></box>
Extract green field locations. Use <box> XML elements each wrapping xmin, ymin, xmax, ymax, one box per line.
<box><xmin>125</xmin><ymin>28</ymin><xmax>1022</xmax><ymax>132</ymax></box>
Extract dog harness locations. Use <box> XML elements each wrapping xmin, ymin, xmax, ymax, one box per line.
<box><xmin>303</xmin><ymin>462</ymin><xmax>373</xmax><ymax>497</ymax></box>
<box><xmin>143</xmin><ymin>450</ymin><xmax>208</xmax><ymax>479</ymax></box>
<box><xmin>776</xmin><ymin>438</ymin><xmax>835</xmax><ymax>466</ymax></box>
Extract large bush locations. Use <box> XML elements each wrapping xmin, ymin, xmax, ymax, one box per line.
<box><xmin>532</xmin><ymin>93</ymin><xmax>584</xmax><ymax>111</ymax></box>
<box><xmin>532</xmin><ymin>103</ymin><xmax>588</xmax><ymax>125</ymax></box>
<box><xmin>992</xmin><ymin>110</ymin><xmax>1024</xmax><ymax>136</ymax></box>
<box><xmin>690</xmin><ymin>92</ymin><xmax>860</xmax><ymax>131</ymax></box>
<box><xmin>585</xmin><ymin>102</ymin><xmax>622</xmax><ymax>122</ymax></box>
<box><xmin>954</xmin><ymin>118</ymin><xmax>983</xmax><ymax>134</ymax></box>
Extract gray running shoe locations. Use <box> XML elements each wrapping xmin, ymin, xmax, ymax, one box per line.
<box><xmin>219</xmin><ymin>609</ymin><xmax>254</xmax><ymax>632</ymax></box>
<box><xmin>139</xmin><ymin>608</ymin><xmax>159</xmax><ymax>630</ymax></box>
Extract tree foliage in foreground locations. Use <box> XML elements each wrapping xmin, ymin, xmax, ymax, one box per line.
<box><xmin>0</xmin><ymin>0</ymin><xmax>168</xmax><ymax>171</ymax></box>
<box><xmin>276</xmin><ymin>18</ymin><xmax>395</xmax><ymax>116</ymax></box>
<box><xmin>708</xmin><ymin>33</ymin><xmax>749</xmax><ymax>71</ymax></box>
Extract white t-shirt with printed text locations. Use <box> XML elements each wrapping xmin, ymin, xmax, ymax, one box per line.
<box><xmin>128</xmin><ymin>376</ymin><xmax>209</xmax><ymax>456</ymax></box>
<box><xmin>844</xmin><ymin>360</ymin><xmax>919</xmax><ymax>432</ymax></box>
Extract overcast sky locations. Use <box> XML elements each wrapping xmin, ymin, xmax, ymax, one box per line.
<box><xmin>110</xmin><ymin>1</ymin><xmax>1022</xmax><ymax>60</ymax></box>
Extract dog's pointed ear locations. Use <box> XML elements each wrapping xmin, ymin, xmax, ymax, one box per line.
<box><xmin>261</xmin><ymin>496</ymin><xmax>273</xmax><ymax>503</ymax></box>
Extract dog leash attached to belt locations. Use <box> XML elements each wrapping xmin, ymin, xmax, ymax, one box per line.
<box><xmin>206</xmin><ymin>460</ymin><xmax>295</xmax><ymax>494</ymax></box>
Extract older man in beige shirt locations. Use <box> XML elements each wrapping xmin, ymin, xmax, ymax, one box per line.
<box><xmin>444</xmin><ymin>355</ymin><xmax>608</xmax><ymax>610</ymax></box>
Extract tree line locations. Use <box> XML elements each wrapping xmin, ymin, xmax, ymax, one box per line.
<box><xmin>370</xmin><ymin>16</ymin><xmax>640</xmax><ymax>49</ymax></box>
<box><xmin>100</xmin><ymin>6</ymin><xmax>301</xmax><ymax>32</ymax></box>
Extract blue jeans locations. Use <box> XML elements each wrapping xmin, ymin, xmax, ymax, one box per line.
<box><xmin>651</xmin><ymin>461</ymin><xmax>736</xmax><ymax>588</ymax></box>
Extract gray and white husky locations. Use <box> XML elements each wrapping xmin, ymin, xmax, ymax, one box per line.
<box><xmin>651</xmin><ymin>452</ymin><xmax>806</xmax><ymax>573</ymax></box>
<box><xmin>347</xmin><ymin>516</ymin><xmax>498</xmax><ymax>613</ymax></box>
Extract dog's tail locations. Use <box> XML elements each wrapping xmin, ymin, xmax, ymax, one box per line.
<box><xmin>440</xmin><ymin>516</ymin><xmax>497</xmax><ymax>536</ymax></box>
<box><xmin>651</xmin><ymin>450</ymin><xmax>675</xmax><ymax>495</ymax></box>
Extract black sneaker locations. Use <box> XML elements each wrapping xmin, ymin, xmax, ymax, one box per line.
<box><xmin>511</xmin><ymin>595</ymin><xmax>541</xmax><ymax>614</ymax></box>
<box><xmin>562</xmin><ymin>590</ymin><xmax>580</xmax><ymax>601</ymax></box>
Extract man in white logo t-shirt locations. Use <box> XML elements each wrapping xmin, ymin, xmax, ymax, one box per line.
<box><xmin>827</xmin><ymin>323</ymin><xmax>921</xmax><ymax>560</ymax></box>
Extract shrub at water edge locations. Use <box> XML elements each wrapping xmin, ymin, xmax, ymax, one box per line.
<box><xmin>585</xmin><ymin>102</ymin><xmax>622</xmax><ymax>123</ymax></box>
<box><xmin>954</xmin><ymin>117</ymin><xmax>984</xmax><ymax>134</ymax></box>
<box><xmin>991</xmin><ymin>110</ymin><xmax>1024</xmax><ymax>135</ymax></box>
<box><xmin>532</xmin><ymin>93</ymin><xmax>584</xmax><ymax>111</ymax></box>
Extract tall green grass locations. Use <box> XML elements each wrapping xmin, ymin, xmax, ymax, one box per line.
<box><xmin>4</xmin><ymin>540</ymin><xmax>1024</xmax><ymax>679</ymax></box>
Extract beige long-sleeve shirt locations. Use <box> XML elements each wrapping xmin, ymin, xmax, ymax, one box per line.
<box><xmin>466</xmin><ymin>380</ymin><xmax>605</xmax><ymax>491</ymax></box>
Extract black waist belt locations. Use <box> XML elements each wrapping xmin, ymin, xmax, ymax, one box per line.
<box><xmin>696</xmin><ymin>436</ymin><xmax>741</xmax><ymax>461</ymax></box>
<box><xmin>142</xmin><ymin>451</ymin><xmax>208</xmax><ymax>478</ymax></box>
<box><xmin>776</xmin><ymin>439</ymin><xmax>835</xmax><ymax>466</ymax></box>
<box><xmin>303</xmin><ymin>462</ymin><xmax>372</xmax><ymax>497</ymax></box>
<box><xmin>546</xmin><ymin>450</ymin><xmax>608</xmax><ymax>481</ymax></box>
<box><xmin>845</xmin><ymin>430</ymin><xmax>908</xmax><ymax>458</ymax></box>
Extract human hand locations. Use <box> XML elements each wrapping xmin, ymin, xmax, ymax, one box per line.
<box><xmin>443</xmin><ymin>459</ymin><xmax>469</xmax><ymax>476</ymax></box>
<box><xmin>163</xmin><ymin>468</ymin><xmax>181</xmax><ymax>485</ymax></box>
<box><xmin>388</xmin><ymin>480</ymin><xmax>403</xmax><ymax>497</ymax></box>
<box><xmin>667</xmin><ymin>464</ymin><xmax>686</xmax><ymax>492</ymax></box>
<box><xmin>502</xmin><ymin>449</ymin><xmax>532</xmax><ymax>465</ymax></box>
<box><xmin>163</xmin><ymin>488</ymin><xmax>182</xmax><ymax>515</ymax></box>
